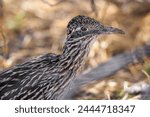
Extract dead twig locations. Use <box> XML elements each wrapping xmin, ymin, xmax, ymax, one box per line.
<box><xmin>90</xmin><ymin>0</ymin><xmax>98</xmax><ymax>17</ymax></box>
<box><xmin>142</xmin><ymin>69</ymin><xmax>150</xmax><ymax>83</ymax></box>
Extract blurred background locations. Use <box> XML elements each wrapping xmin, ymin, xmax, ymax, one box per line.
<box><xmin>0</xmin><ymin>0</ymin><xmax>150</xmax><ymax>99</ymax></box>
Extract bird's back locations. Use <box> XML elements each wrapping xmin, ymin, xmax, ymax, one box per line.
<box><xmin>0</xmin><ymin>53</ymin><xmax>59</xmax><ymax>100</ymax></box>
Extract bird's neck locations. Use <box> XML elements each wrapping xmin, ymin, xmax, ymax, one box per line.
<box><xmin>59</xmin><ymin>36</ymin><xmax>94</xmax><ymax>74</ymax></box>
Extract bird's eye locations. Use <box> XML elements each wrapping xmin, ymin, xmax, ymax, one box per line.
<box><xmin>81</xmin><ymin>27</ymin><xmax>87</xmax><ymax>31</ymax></box>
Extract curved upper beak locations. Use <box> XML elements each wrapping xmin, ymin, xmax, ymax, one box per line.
<box><xmin>101</xmin><ymin>26</ymin><xmax>125</xmax><ymax>34</ymax></box>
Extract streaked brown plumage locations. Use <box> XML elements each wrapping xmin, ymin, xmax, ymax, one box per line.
<box><xmin>0</xmin><ymin>15</ymin><xmax>124</xmax><ymax>100</ymax></box>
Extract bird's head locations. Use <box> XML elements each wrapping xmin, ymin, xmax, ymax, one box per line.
<box><xmin>67</xmin><ymin>15</ymin><xmax>125</xmax><ymax>40</ymax></box>
<box><xmin>62</xmin><ymin>15</ymin><xmax>125</xmax><ymax>72</ymax></box>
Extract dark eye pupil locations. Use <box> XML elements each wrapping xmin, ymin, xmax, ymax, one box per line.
<box><xmin>81</xmin><ymin>27</ymin><xmax>87</xmax><ymax>31</ymax></box>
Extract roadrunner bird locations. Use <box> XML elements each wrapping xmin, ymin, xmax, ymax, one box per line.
<box><xmin>0</xmin><ymin>15</ymin><xmax>124</xmax><ymax>100</ymax></box>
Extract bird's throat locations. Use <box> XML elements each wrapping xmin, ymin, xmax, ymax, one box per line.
<box><xmin>60</xmin><ymin>36</ymin><xmax>94</xmax><ymax>74</ymax></box>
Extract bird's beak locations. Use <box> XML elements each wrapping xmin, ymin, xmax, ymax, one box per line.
<box><xmin>101</xmin><ymin>26</ymin><xmax>125</xmax><ymax>34</ymax></box>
